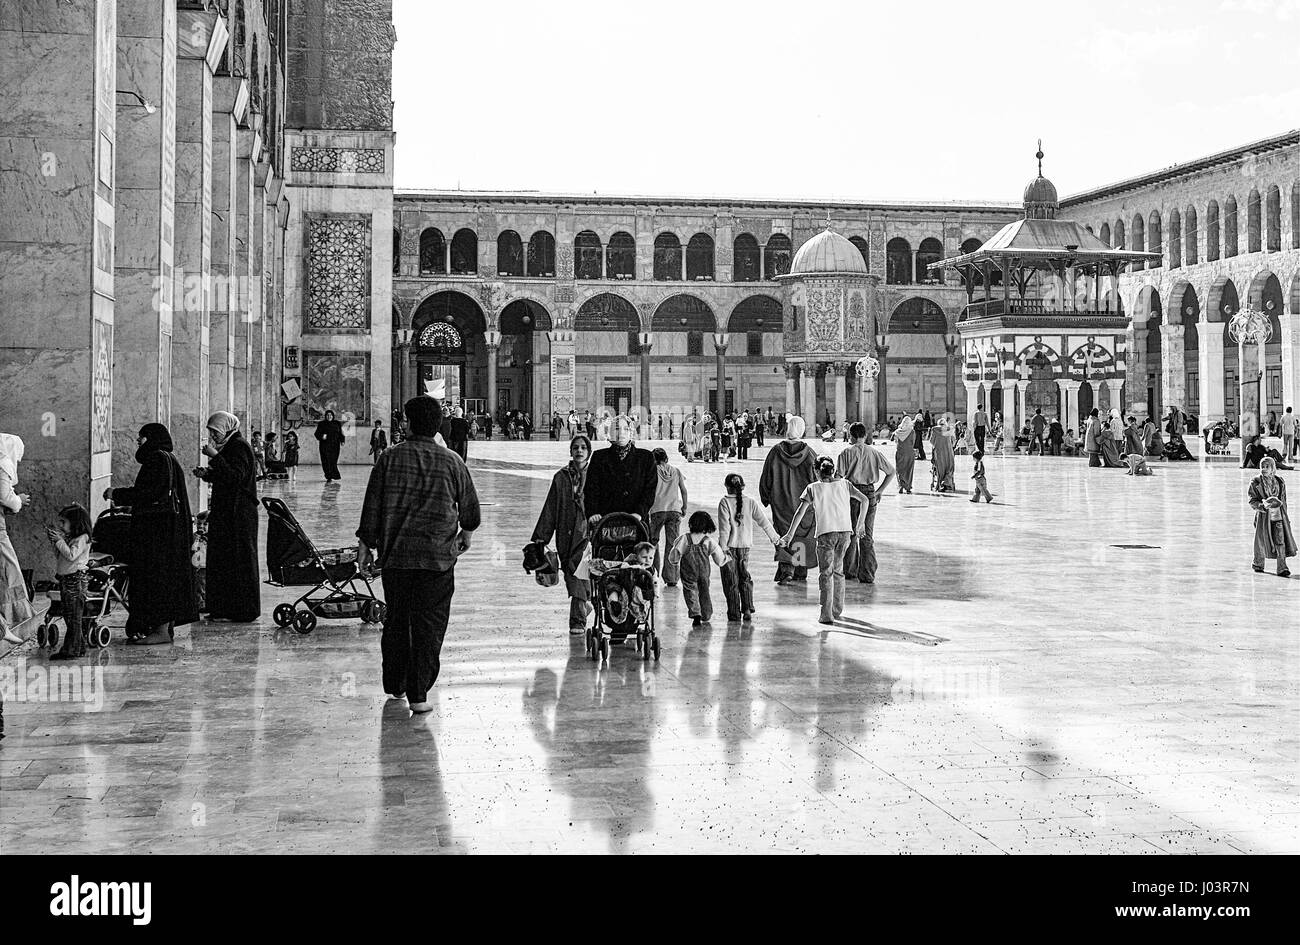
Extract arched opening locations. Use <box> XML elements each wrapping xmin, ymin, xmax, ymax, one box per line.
<box><xmin>450</xmin><ymin>228</ymin><xmax>477</xmax><ymax>274</ymax></box>
<box><xmin>916</xmin><ymin>237</ymin><xmax>943</xmax><ymax>284</ymax></box>
<box><xmin>576</xmin><ymin>293</ymin><xmax>640</xmax><ymax>416</ymax></box>
<box><xmin>885</xmin><ymin>237</ymin><xmax>912</xmax><ymax>285</ymax></box>
<box><xmin>1246</xmin><ymin>189</ymin><xmax>1262</xmax><ymax>253</ymax></box>
<box><xmin>1130</xmin><ymin>214</ymin><xmax>1145</xmax><ymax>271</ymax></box>
<box><xmin>1113</xmin><ymin>219</ymin><xmax>1126</xmax><ymax>251</ymax></box>
<box><xmin>574</xmin><ymin>231</ymin><xmax>602</xmax><ymax>280</ymax></box>
<box><xmin>1249</xmin><ymin>272</ymin><xmax>1285</xmax><ymax>423</ymax></box>
<box><xmin>1174</xmin><ymin>284</ymin><xmax>1201</xmax><ymax>424</ymax></box>
<box><xmin>606</xmin><ymin>231</ymin><xmax>636</xmax><ymax>280</ymax></box>
<box><xmin>728</xmin><ymin>294</ymin><xmax>783</xmax><ymax>360</ymax></box>
<box><xmin>1266</xmin><ymin>184</ymin><xmax>1281</xmax><ymax>252</ymax></box>
<box><xmin>392</xmin><ymin>228</ymin><xmax>401</xmax><ymax>275</ymax></box>
<box><xmin>848</xmin><ymin>236</ymin><xmax>869</xmax><ymax>268</ymax></box>
<box><xmin>1184</xmin><ymin>206</ymin><xmax>1198</xmax><ymax>265</ymax></box>
<box><xmin>886</xmin><ymin>297</ymin><xmax>948</xmax><ymax>415</ymax></box>
<box><xmin>1168</xmin><ymin>209</ymin><xmax>1181</xmax><ymax>268</ymax></box>
<box><xmin>1206</xmin><ymin>201</ymin><xmax>1220</xmax><ymax>261</ymax></box>
<box><xmin>686</xmin><ymin>233</ymin><xmax>715</xmax><ymax>281</ymax></box>
<box><xmin>653</xmin><ymin>233</ymin><xmax>682</xmax><ymax>281</ymax></box>
<box><xmin>496</xmin><ymin>230</ymin><xmax>524</xmax><ymax>277</ymax></box>
<box><xmin>527</xmin><ymin>230</ymin><xmax>555</xmax><ymax>277</ymax></box>
<box><xmin>1224</xmin><ymin>196</ymin><xmax>1239</xmax><ymax>257</ymax></box>
<box><xmin>498</xmin><ymin>299</ymin><xmax>554</xmax><ymax>423</ymax></box>
<box><xmin>419</xmin><ymin>227</ymin><xmax>446</xmax><ymax>275</ymax></box>
<box><xmin>1147</xmin><ymin>210</ymin><xmax>1162</xmax><ymax>268</ymax></box>
<box><xmin>410</xmin><ymin>290</ymin><xmax>487</xmax><ymax>409</ymax></box>
<box><xmin>1138</xmin><ymin>286</ymin><xmax>1163</xmax><ymax>420</ymax></box>
<box><xmin>1099</xmin><ymin>223</ymin><xmax>1111</xmax><ymax>247</ymax></box>
<box><xmin>1023</xmin><ymin>349</ymin><xmax>1060</xmax><ymax>421</ymax></box>
<box><xmin>763</xmin><ymin>234</ymin><xmax>791</xmax><ymax>280</ymax></box>
<box><xmin>960</xmin><ymin>238</ymin><xmax>984</xmax><ymax>286</ymax></box>
<box><xmin>1209</xmin><ymin>278</ymin><xmax>1240</xmax><ymax>418</ymax></box>
<box><xmin>733</xmin><ymin>234</ymin><xmax>760</xmax><ymax>282</ymax></box>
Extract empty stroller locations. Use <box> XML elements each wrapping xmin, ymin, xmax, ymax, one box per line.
<box><xmin>585</xmin><ymin>513</ymin><xmax>660</xmax><ymax>664</ymax></box>
<box><xmin>36</xmin><ymin>508</ymin><xmax>132</xmax><ymax>650</ymax></box>
<box><xmin>262</xmin><ymin>496</ymin><xmax>385</xmax><ymax>634</ymax></box>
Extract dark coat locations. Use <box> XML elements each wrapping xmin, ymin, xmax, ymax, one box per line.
<box><xmin>111</xmin><ymin>441</ymin><xmax>198</xmax><ymax>631</ymax></box>
<box><xmin>314</xmin><ymin>420</ymin><xmax>345</xmax><ymax>447</ymax></box>
<box><xmin>584</xmin><ymin>444</ymin><xmax>656</xmax><ymax>523</ymax></box>
<box><xmin>760</xmin><ymin>439</ymin><xmax>818</xmax><ymax>566</ymax></box>
<box><xmin>532</xmin><ymin>463</ymin><xmax>589</xmax><ymax>574</ymax></box>
<box><xmin>204</xmin><ymin>431</ymin><xmax>261</xmax><ymax>621</ymax></box>
<box><xmin>1248</xmin><ymin>475</ymin><xmax>1298</xmax><ymax>560</ymax></box>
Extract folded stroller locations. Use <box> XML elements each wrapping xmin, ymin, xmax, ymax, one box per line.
<box><xmin>585</xmin><ymin>512</ymin><xmax>660</xmax><ymax>665</ymax></box>
<box><xmin>262</xmin><ymin>496</ymin><xmax>384</xmax><ymax>634</ymax></box>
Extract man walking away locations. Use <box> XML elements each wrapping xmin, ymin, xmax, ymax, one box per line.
<box><xmin>358</xmin><ymin>396</ymin><xmax>480</xmax><ymax>714</ymax></box>
<box><xmin>835</xmin><ymin>422</ymin><xmax>895</xmax><ymax>584</ymax></box>
<box><xmin>1282</xmin><ymin>406</ymin><xmax>1297</xmax><ymax>461</ymax></box>
<box><xmin>973</xmin><ymin>404</ymin><xmax>989</xmax><ymax>454</ymax></box>
<box><xmin>446</xmin><ymin>406</ymin><xmax>470</xmax><ymax>460</ymax></box>
<box><xmin>1030</xmin><ymin>408</ymin><xmax>1046</xmax><ymax>455</ymax></box>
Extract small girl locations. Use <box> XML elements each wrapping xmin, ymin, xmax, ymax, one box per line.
<box><xmin>264</xmin><ymin>432</ymin><xmax>287</xmax><ymax>477</ymax></box>
<box><xmin>667</xmin><ymin>511</ymin><xmax>731</xmax><ymax>626</ymax></box>
<box><xmin>970</xmin><ymin>450</ymin><xmax>993</xmax><ymax>503</ymax></box>
<box><xmin>251</xmin><ymin>431</ymin><xmax>267</xmax><ymax>480</ymax></box>
<box><xmin>46</xmin><ymin>503</ymin><xmax>92</xmax><ymax>660</ymax></box>
<box><xmin>283</xmin><ymin>431</ymin><xmax>300</xmax><ymax>482</ymax></box>
<box><xmin>717</xmin><ymin>473</ymin><xmax>780</xmax><ymax>622</ymax></box>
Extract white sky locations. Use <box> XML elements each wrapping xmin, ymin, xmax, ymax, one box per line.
<box><xmin>392</xmin><ymin>0</ymin><xmax>1300</xmax><ymax>203</ymax></box>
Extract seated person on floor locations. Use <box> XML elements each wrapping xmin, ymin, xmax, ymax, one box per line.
<box><xmin>1242</xmin><ymin>433</ymin><xmax>1294</xmax><ymax>470</ymax></box>
<box><xmin>1164</xmin><ymin>430</ymin><xmax>1195</xmax><ymax>461</ymax></box>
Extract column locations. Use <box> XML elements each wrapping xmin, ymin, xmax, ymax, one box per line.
<box><xmin>801</xmin><ymin>364</ymin><xmax>817</xmax><ymax>434</ymax></box>
<box><xmin>832</xmin><ymin>362</ymin><xmax>848</xmax><ymax>430</ymax></box>
<box><xmin>1239</xmin><ymin>339</ymin><xmax>1261</xmax><ymax>436</ymax></box>
<box><xmin>112</xmin><ymin>0</ymin><xmax>178</xmax><ymax>476</ymax></box>
<box><xmin>485</xmin><ymin>329</ymin><xmax>501</xmax><ymax>421</ymax></box>
<box><xmin>0</xmin><ymin>0</ymin><xmax>117</xmax><ymax>571</ymax></box>
<box><xmin>681</xmin><ymin>249</ymin><xmax>687</xmax><ymax>282</ymax></box>
<box><xmin>1105</xmin><ymin>379</ymin><xmax>1126</xmax><ymax>420</ymax></box>
<box><xmin>1060</xmin><ymin>379</ymin><xmax>1082</xmax><ymax>433</ymax></box>
<box><xmin>1280</xmin><ymin>309</ymin><xmax>1300</xmax><ymax>412</ymax></box>
<box><xmin>964</xmin><ymin>382</ymin><xmax>981</xmax><ymax>427</ymax></box>
<box><xmin>1016</xmin><ymin>380</ymin><xmax>1029</xmax><ymax>436</ymax></box>
<box><xmin>1001</xmin><ymin>378</ymin><xmax>1018</xmax><ymax>441</ymax></box>
<box><xmin>1199</xmin><ymin>322</ymin><xmax>1225</xmax><ymax>425</ymax></box>
<box><xmin>944</xmin><ymin>337</ymin><xmax>960</xmax><ymax>415</ymax></box>
<box><xmin>210</xmin><ymin>76</ymin><xmax>242</xmax><ymax>418</ymax></box>
<box><xmin>876</xmin><ymin>344</ymin><xmax>890</xmax><ymax>425</ymax></box>
<box><xmin>232</xmin><ymin>123</ymin><xmax>258</xmax><ymax>428</ymax></box>
<box><xmin>713</xmin><ymin>332</ymin><xmax>728</xmax><ymax>416</ymax></box>
<box><xmin>250</xmin><ymin>162</ymin><xmax>271</xmax><ymax>434</ymax></box>
<box><xmin>172</xmin><ymin>6</ymin><xmax>222</xmax><ymax>507</ymax></box>
<box><xmin>785</xmin><ymin>364</ymin><xmax>799</xmax><ymax>418</ymax></box>
<box><xmin>444</xmin><ymin>241</ymin><xmax>451</xmax><ymax>275</ymax></box>
<box><xmin>859</xmin><ymin>368</ymin><xmax>877</xmax><ymax>426</ymax></box>
<box><xmin>548</xmin><ymin>323</ymin><xmax>577</xmax><ymax>418</ymax></box>
<box><xmin>638</xmin><ymin>332</ymin><xmax>653</xmax><ymax>433</ymax></box>
<box><xmin>1160</xmin><ymin>324</ymin><xmax>1187</xmax><ymax>420</ymax></box>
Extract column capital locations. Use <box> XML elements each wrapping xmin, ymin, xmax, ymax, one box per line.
<box><xmin>712</xmin><ymin>332</ymin><xmax>729</xmax><ymax>352</ymax></box>
<box><xmin>963</xmin><ymin>380</ymin><xmax>981</xmax><ymax>391</ymax></box>
<box><xmin>1016</xmin><ymin>379</ymin><xmax>1030</xmax><ymax>391</ymax></box>
<box><xmin>484</xmin><ymin>330</ymin><xmax>502</xmax><ymax>348</ymax></box>
<box><xmin>784</xmin><ymin>363</ymin><xmax>800</xmax><ymax>380</ymax></box>
<box><xmin>637</xmin><ymin>331</ymin><xmax>654</xmax><ymax>349</ymax></box>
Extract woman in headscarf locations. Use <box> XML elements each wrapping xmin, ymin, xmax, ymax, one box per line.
<box><xmin>531</xmin><ymin>435</ymin><xmax>594</xmax><ymax>633</ymax></box>
<box><xmin>929</xmin><ymin>416</ymin><xmax>956</xmax><ymax>492</ymax></box>
<box><xmin>912</xmin><ymin>410</ymin><xmax>927</xmax><ymax>460</ymax></box>
<box><xmin>314</xmin><ymin>409</ymin><xmax>346</xmax><ymax>481</ymax></box>
<box><xmin>193</xmin><ymin>411</ymin><xmax>260</xmax><ymax>622</ymax></box>
<box><xmin>1248</xmin><ymin>456</ymin><xmax>1295</xmax><ymax>577</ymax></box>
<box><xmin>103</xmin><ymin>424</ymin><xmax>198</xmax><ymax>644</ymax></box>
<box><xmin>893</xmin><ymin>415</ymin><xmax>916</xmax><ymax>494</ymax></box>
<box><xmin>1163</xmin><ymin>429</ymin><xmax>1194</xmax><ymax>461</ymax></box>
<box><xmin>1143</xmin><ymin>415</ymin><xmax>1165</xmax><ymax>457</ymax></box>
<box><xmin>1096</xmin><ymin>416</ymin><xmax>1125</xmax><ymax>467</ymax></box>
<box><xmin>759</xmin><ymin>415</ymin><xmax>818</xmax><ymax>584</ymax></box>
<box><xmin>0</xmin><ymin>434</ymin><xmax>35</xmax><ymax>644</ymax></box>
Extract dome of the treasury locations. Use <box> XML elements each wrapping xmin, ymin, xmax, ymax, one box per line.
<box><xmin>787</xmin><ymin>228</ymin><xmax>869</xmax><ymax>276</ymax></box>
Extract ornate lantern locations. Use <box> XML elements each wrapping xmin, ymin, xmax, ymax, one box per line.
<box><xmin>1228</xmin><ymin>304</ymin><xmax>1272</xmax><ymax>346</ymax></box>
<box><xmin>854</xmin><ymin>355</ymin><xmax>881</xmax><ymax>390</ymax></box>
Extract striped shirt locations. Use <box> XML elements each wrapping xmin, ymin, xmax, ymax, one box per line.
<box><xmin>357</xmin><ymin>435</ymin><xmax>481</xmax><ymax>572</ymax></box>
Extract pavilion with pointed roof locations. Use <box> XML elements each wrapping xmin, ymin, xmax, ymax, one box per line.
<box><xmin>929</xmin><ymin>145</ymin><xmax>1160</xmax><ymax>438</ymax></box>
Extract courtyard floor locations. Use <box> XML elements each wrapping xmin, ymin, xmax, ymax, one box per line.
<box><xmin>1</xmin><ymin>439</ymin><xmax>1298</xmax><ymax>854</ymax></box>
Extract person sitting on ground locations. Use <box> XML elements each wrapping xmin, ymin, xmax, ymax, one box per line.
<box><xmin>1242</xmin><ymin>433</ymin><xmax>1294</xmax><ymax>471</ymax></box>
<box><xmin>1164</xmin><ymin>429</ymin><xmax>1195</xmax><ymax>461</ymax></box>
<box><xmin>1062</xmin><ymin>428</ymin><xmax>1078</xmax><ymax>456</ymax></box>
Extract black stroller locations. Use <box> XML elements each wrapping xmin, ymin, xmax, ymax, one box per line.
<box><xmin>585</xmin><ymin>512</ymin><xmax>660</xmax><ymax>665</ymax></box>
<box><xmin>36</xmin><ymin>507</ymin><xmax>131</xmax><ymax>650</ymax></box>
<box><xmin>262</xmin><ymin>497</ymin><xmax>385</xmax><ymax>634</ymax></box>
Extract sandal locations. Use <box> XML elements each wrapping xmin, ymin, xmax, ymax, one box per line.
<box><xmin>1252</xmin><ymin>565</ymin><xmax>1265</xmax><ymax>573</ymax></box>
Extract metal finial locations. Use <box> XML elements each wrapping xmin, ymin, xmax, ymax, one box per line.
<box><xmin>824</xmin><ymin>207</ymin><xmax>833</xmax><ymax>230</ymax></box>
<box><xmin>1036</xmin><ymin>139</ymin><xmax>1044</xmax><ymax>176</ymax></box>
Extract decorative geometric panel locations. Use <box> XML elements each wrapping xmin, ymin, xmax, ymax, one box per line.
<box><xmin>92</xmin><ymin>320</ymin><xmax>113</xmax><ymax>453</ymax></box>
<box><xmin>806</xmin><ymin>286</ymin><xmax>845</xmax><ymax>350</ymax></box>
<box><xmin>306</xmin><ymin>215</ymin><xmax>371</xmax><ymax>331</ymax></box>
<box><xmin>417</xmin><ymin>322</ymin><xmax>463</xmax><ymax>351</ymax></box>
<box><xmin>292</xmin><ymin>147</ymin><xmax>385</xmax><ymax>174</ymax></box>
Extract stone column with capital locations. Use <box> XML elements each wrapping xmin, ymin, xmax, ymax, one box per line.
<box><xmin>1016</xmin><ymin>379</ymin><xmax>1030</xmax><ymax>439</ymax></box>
<box><xmin>713</xmin><ymin>332</ymin><xmax>728</xmax><ymax>418</ymax></box>
<box><xmin>876</xmin><ymin>344</ymin><xmax>890</xmax><ymax>425</ymax></box>
<box><xmin>232</xmin><ymin>123</ymin><xmax>257</xmax><ymax>428</ymax></box>
<box><xmin>832</xmin><ymin>362</ymin><xmax>848</xmax><ymax>431</ymax></box>
<box><xmin>210</xmin><ymin>76</ymin><xmax>242</xmax><ymax>424</ymax></box>
<box><xmin>801</xmin><ymin>365</ymin><xmax>817</xmax><ymax>434</ymax></box>
<box><xmin>1105</xmin><ymin>378</ymin><xmax>1125</xmax><ymax>420</ymax></box>
<box><xmin>944</xmin><ymin>337</ymin><xmax>960</xmax><ymax>415</ymax></box>
<box><xmin>485</xmin><ymin>329</ymin><xmax>501</xmax><ymax>422</ymax></box>
<box><xmin>1060</xmin><ymin>379</ymin><xmax>1082</xmax><ymax>433</ymax></box>
<box><xmin>1199</xmin><ymin>323</ymin><xmax>1225</xmax><ymax>426</ymax></box>
<box><xmin>1001</xmin><ymin>378</ymin><xmax>1018</xmax><ymax>445</ymax></box>
<box><xmin>1160</xmin><ymin>323</ymin><xmax>1187</xmax><ymax>419</ymax></box>
<box><xmin>112</xmin><ymin>0</ymin><xmax>179</xmax><ymax>476</ymax></box>
<box><xmin>964</xmin><ymin>381</ymin><xmax>981</xmax><ymax>427</ymax></box>
<box><xmin>785</xmin><ymin>364</ymin><xmax>799</xmax><ymax>418</ymax></box>
<box><xmin>1280</xmin><ymin>309</ymin><xmax>1300</xmax><ymax>414</ymax></box>
<box><xmin>638</xmin><ymin>332</ymin><xmax>653</xmax><ymax>434</ymax></box>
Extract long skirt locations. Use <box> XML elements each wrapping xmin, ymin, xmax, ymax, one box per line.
<box><xmin>319</xmin><ymin>442</ymin><xmax>342</xmax><ymax>480</ymax></box>
<box><xmin>0</xmin><ymin>521</ymin><xmax>34</xmax><ymax>633</ymax></box>
<box><xmin>895</xmin><ymin>439</ymin><xmax>916</xmax><ymax>491</ymax></box>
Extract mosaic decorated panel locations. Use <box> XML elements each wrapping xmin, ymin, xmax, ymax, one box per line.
<box><xmin>305</xmin><ymin>214</ymin><xmax>371</xmax><ymax>331</ymax></box>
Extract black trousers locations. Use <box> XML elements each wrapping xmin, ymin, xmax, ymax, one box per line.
<box><xmin>381</xmin><ymin>566</ymin><xmax>456</xmax><ymax>702</ymax></box>
<box><xmin>974</xmin><ymin>426</ymin><xmax>986</xmax><ymax>453</ymax></box>
<box><xmin>320</xmin><ymin>443</ymin><xmax>341</xmax><ymax>480</ymax></box>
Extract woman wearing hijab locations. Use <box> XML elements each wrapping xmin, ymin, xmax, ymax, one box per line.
<box><xmin>1097</xmin><ymin>417</ymin><xmax>1125</xmax><ymax>467</ymax></box>
<box><xmin>0</xmin><ymin>434</ymin><xmax>35</xmax><ymax>644</ymax></box>
<box><xmin>532</xmin><ymin>435</ymin><xmax>594</xmax><ymax>633</ymax></box>
<box><xmin>103</xmin><ymin>424</ymin><xmax>198</xmax><ymax>644</ymax></box>
<box><xmin>912</xmin><ymin>411</ymin><xmax>927</xmax><ymax>460</ymax></box>
<box><xmin>313</xmin><ymin>409</ymin><xmax>346</xmax><ymax>481</ymax></box>
<box><xmin>893</xmin><ymin>415</ymin><xmax>916</xmax><ymax>494</ymax></box>
<box><xmin>759</xmin><ymin>415</ymin><xmax>818</xmax><ymax>584</ymax></box>
<box><xmin>193</xmin><ymin>411</ymin><xmax>261</xmax><ymax>622</ymax></box>
<box><xmin>1249</xmin><ymin>456</ymin><xmax>1295</xmax><ymax>577</ymax></box>
<box><xmin>929</xmin><ymin>417</ymin><xmax>956</xmax><ymax>492</ymax></box>
<box><xmin>1143</xmin><ymin>415</ymin><xmax>1165</xmax><ymax>457</ymax></box>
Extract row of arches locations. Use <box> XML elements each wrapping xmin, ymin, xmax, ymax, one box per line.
<box><xmin>1093</xmin><ymin>183</ymin><xmax>1299</xmax><ymax>271</ymax></box>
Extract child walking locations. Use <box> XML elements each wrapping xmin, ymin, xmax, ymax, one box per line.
<box><xmin>667</xmin><ymin>511</ymin><xmax>731</xmax><ymax>626</ymax></box>
<box><xmin>283</xmin><ymin>430</ymin><xmax>300</xmax><ymax>482</ymax></box>
<box><xmin>46</xmin><ymin>503</ymin><xmax>92</xmax><ymax>659</ymax></box>
<box><xmin>717</xmin><ymin>473</ymin><xmax>780</xmax><ymax>622</ymax></box>
<box><xmin>779</xmin><ymin>457</ymin><xmax>868</xmax><ymax>625</ymax></box>
<box><xmin>970</xmin><ymin>450</ymin><xmax>993</xmax><ymax>503</ymax></box>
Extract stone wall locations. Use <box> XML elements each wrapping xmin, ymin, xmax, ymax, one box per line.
<box><xmin>285</xmin><ymin>0</ymin><xmax>393</xmax><ymax>132</ymax></box>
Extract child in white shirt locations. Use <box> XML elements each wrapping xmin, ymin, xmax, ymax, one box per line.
<box><xmin>779</xmin><ymin>457</ymin><xmax>868</xmax><ymax>625</ymax></box>
<box><xmin>717</xmin><ymin>473</ymin><xmax>780</xmax><ymax>622</ymax></box>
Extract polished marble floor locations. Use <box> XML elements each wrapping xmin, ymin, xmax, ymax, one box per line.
<box><xmin>2</xmin><ymin>439</ymin><xmax>1298</xmax><ymax>854</ymax></box>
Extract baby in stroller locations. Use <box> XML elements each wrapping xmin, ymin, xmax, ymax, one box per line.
<box><xmin>586</xmin><ymin>515</ymin><xmax>661</xmax><ymax>663</ymax></box>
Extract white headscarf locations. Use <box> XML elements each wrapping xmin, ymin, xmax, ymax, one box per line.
<box><xmin>786</xmin><ymin>415</ymin><xmax>806</xmax><ymax>439</ymax></box>
<box><xmin>896</xmin><ymin>415</ymin><xmax>914</xmax><ymax>440</ymax></box>
<box><xmin>206</xmin><ymin>411</ymin><xmax>240</xmax><ymax>444</ymax></box>
<box><xmin>0</xmin><ymin>433</ymin><xmax>24</xmax><ymax>485</ymax></box>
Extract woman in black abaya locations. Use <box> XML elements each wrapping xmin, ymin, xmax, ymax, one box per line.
<box><xmin>194</xmin><ymin>411</ymin><xmax>261</xmax><ymax>622</ymax></box>
<box><xmin>104</xmin><ymin>423</ymin><xmax>198</xmax><ymax>644</ymax></box>
<box><xmin>314</xmin><ymin>410</ymin><xmax>345</xmax><ymax>481</ymax></box>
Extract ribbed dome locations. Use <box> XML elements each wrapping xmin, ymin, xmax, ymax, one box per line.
<box><xmin>788</xmin><ymin>228</ymin><xmax>868</xmax><ymax>276</ymax></box>
<box><xmin>1023</xmin><ymin>175</ymin><xmax>1058</xmax><ymax>206</ymax></box>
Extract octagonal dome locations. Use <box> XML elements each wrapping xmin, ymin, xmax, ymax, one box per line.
<box><xmin>788</xmin><ymin>228</ymin><xmax>868</xmax><ymax>276</ymax></box>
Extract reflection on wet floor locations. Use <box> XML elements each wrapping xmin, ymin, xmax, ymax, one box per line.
<box><xmin>1</xmin><ymin>440</ymin><xmax>1297</xmax><ymax>853</ymax></box>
